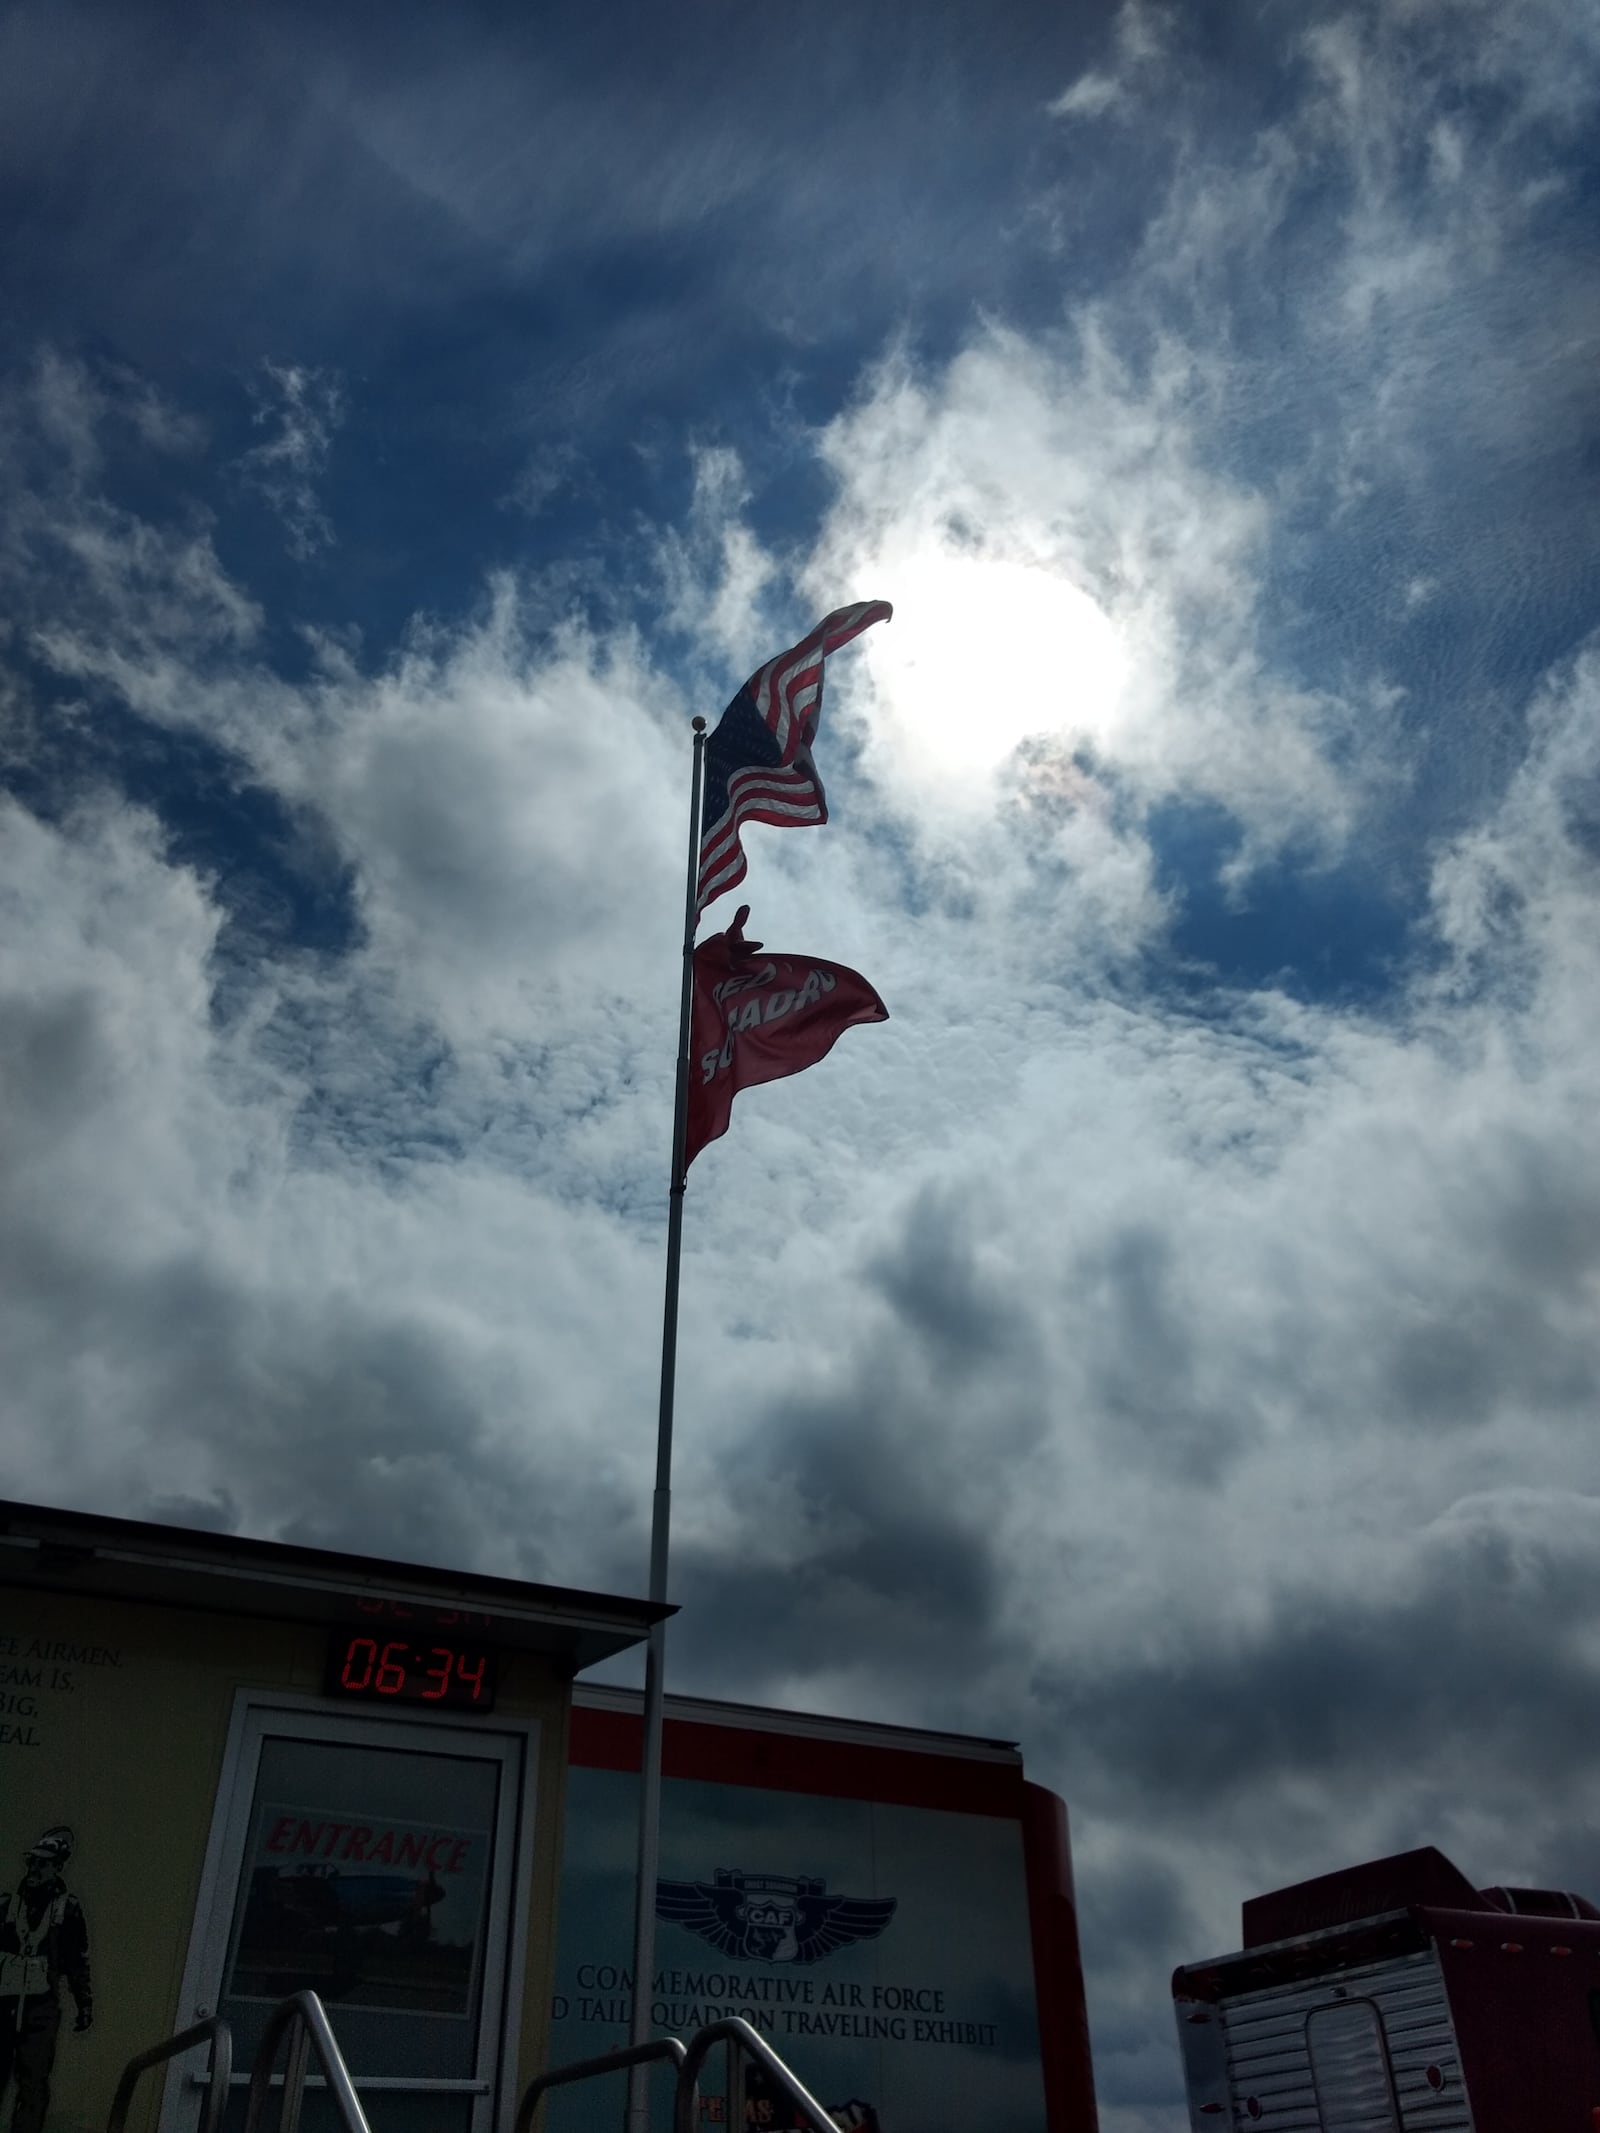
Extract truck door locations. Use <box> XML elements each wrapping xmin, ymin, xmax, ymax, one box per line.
<box><xmin>1305</xmin><ymin>2000</ymin><xmax>1403</xmax><ymax>2132</ymax></box>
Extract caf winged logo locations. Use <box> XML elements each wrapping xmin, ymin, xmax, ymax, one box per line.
<box><xmin>655</xmin><ymin>1868</ymin><xmax>896</xmax><ymax>1965</ymax></box>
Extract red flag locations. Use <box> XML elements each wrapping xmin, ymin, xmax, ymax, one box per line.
<box><xmin>685</xmin><ymin>907</ymin><xmax>889</xmax><ymax>1169</ymax></box>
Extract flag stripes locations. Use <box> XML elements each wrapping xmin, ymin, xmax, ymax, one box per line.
<box><xmin>696</xmin><ymin>600</ymin><xmax>891</xmax><ymax>911</ymax></box>
<box><xmin>748</xmin><ymin>599</ymin><xmax>890</xmax><ymax>758</ymax></box>
<box><xmin>697</xmin><ymin>691</ymin><xmax>824</xmax><ymax>910</ymax></box>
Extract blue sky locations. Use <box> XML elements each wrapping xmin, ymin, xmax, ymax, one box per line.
<box><xmin>4</xmin><ymin>1</ymin><xmax>1600</xmax><ymax>2122</ymax></box>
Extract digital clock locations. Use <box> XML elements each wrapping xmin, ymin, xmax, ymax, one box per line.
<box><xmin>324</xmin><ymin>1631</ymin><xmax>498</xmax><ymax>1712</ymax></box>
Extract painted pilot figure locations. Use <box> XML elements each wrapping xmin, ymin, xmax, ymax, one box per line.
<box><xmin>0</xmin><ymin>1829</ymin><xmax>93</xmax><ymax>2133</ymax></box>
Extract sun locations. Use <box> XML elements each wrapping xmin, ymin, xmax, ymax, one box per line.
<box><xmin>860</xmin><ymin>550</ymin><xmax>1130</xmax><ymax>781</ymax></box>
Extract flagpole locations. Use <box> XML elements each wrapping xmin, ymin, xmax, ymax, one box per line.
<box><xmin>625</xmin><ymin>712</ymin><xmax>707</xmax><ymax>2133</ymax></box>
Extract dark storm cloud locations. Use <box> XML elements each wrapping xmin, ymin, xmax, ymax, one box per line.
<box><xmin>1</xmin><ymin>980</ymin><xmax>115</xmax><ymax>1135</ymax></box>
<box><xmin>1039</xmin><ymin>1510</ymin><xmax>1600</xmax><ymax>1821</ymax></box>
<box><xmin>3</xmin><ymin>1146</ymin><xmax>641</xmax><ymax>1584</ymax></box>
<box><xmin>665</xmin><ymin>1182</ymin><xmax>1052</xmax><ymax>1698</ymax></box>
<box><xmin>868</xmin><ymin>1180</ymin><xmax>1037</xmax><ymax>1373</ymax></box>
<box><xmin>672</xmin><ymin>1398</ymin><xmax>1002</xmax><ymax>1689</ymax></box>
<box><xmin>1074</xmin><ymin>1850</ymin><xmax>1198</xmax><ymax>1975</ymax></box>
<box><xmin>1072</xmin><ymin>1223</ymin><xmax>1255</xmax><ymax>1484</ymax></box>
<box><xmin>142</xmin><ymin>1490</ymin><xmax>242</xmax><ymax>1534</ymax></box>
<box><xmin>1362</xmin><ymin>1126</ymin><xmax>1600</xmax><ymax>1435</ymax></box>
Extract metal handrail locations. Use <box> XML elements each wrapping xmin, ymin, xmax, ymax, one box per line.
<box><xmin>242</xmin><ymin>1993</ymin><xmax>373</xmax><ymax>2133</ymax></box>
<box><xmin>513</xmin><ymin>2037</ymin><xmax>687</xmax><ymax>2133</ymax></box>
<box><xmin>109</xmin><ymin>2001</ymin><xmax>831</xmax><ymax>2133</ymax></box>
<box><xmin>108</xmin><ymin>2017</ymin><xmax>234</xmax><ymax>2133</ymax></box>
<box><xmin>674</xmin><ymin>2018</ymin><xmax>837</xmax><ymax>2133</ymax></box>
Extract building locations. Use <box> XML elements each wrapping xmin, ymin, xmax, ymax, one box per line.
<box><xmin>1</xmin><ymin>1498</ymin><xmax>1095</xmax><ymax>2133</ymax></box>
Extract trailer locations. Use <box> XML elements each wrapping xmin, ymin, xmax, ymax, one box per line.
<box><xmin>1172</xmin><ymin>1844</ymin><xmax>1600</xmax><ymax>2130</ymax></box>
<box><xmin>546</xmin><ymin>1684</ymin><xmax>1100</xmax><ymax>2132</ymax></box>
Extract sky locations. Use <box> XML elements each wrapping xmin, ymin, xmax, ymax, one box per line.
<box><xmin>3</xmin><ymin>0</ymin><xmax>1600</xmax><ymax>2120</ymax></box>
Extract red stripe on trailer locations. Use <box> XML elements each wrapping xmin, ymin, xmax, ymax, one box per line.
<box><xmin>568</xmin><ymin>1701</ymin><xmax>1030</xmax><ymax>1817</ymax></box>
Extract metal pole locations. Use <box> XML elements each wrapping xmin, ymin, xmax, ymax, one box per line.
<box><xmin>626</xmin><ymin>714</ymin><xmax>707</xmax><ymax>2132</ymax></box>
<box><xmin>727</xmin><ymin>2033</ymin><xmax>744</xmax><ymax>2133</ymax></box>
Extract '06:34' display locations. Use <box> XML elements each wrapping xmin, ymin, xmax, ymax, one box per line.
<box><xmin>323</xmin><ymin>1631</ymin><xmax>498</xmax><ymax>1711</ymax></box>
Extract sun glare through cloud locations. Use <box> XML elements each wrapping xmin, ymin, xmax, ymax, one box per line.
<box><xmin>864</xmin><ymin>551</ymin><xmax>1131</xmax><ymax>785</ymax></box>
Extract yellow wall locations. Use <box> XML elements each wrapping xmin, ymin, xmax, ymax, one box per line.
<box><xmin>0</xmin><ymin>1585</ymin><xmax>571</xmax><ymax>2133</ymax></box>
<box><xmin>512</xmin><ymin>1669</ymin><xmax>571</xmax><ymax>2106</ymax></box>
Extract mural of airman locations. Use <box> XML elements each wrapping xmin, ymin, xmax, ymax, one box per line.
<box><xmin>0</xmin><ymin>1829</ymin><xmax>93</xmax><ymax>2133</ymax></box>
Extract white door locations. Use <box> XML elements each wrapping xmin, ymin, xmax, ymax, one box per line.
<box><xmin>169</xmin><ymin>1697</ymin><xmax>538</xmax><ymax>2133</ymax></box>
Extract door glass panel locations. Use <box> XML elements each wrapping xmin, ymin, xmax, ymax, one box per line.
<box><xmin>1306</xmin><ymin>2000</ymin><xmax>1402</xmax><ymax>2132</ymax></box>
<box><xmin>218</xmin><ymin>1736</ymin><xmax>501</xmax><ymax>2081</ymax></box>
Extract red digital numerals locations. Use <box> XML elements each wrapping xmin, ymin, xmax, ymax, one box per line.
<box><xmin>336</xmin><ymin>1637</ymin><xmax>490</xmax><ymax>1704</ymax></box>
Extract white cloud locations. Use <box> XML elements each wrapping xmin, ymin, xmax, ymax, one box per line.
<box><xmin>296</xmin><ymin>593</ymin><xmax>689</xmax><ymax>1039</ymax></box>
<box><xmin>236</xmin><ymin>360</ymin><xmax>345</xmax><ymax>558</ymax></box>
<box><xmin>1049</xmin><ymin>0</ymin><xmax>1172</xmax><ymax>121</ymax></box>
<box><xmin>805</xmin><ymin>328</ymin><xmax>1369</xmax><ymax>907</ymax></box>
<box><xmin>653</xmin><ymin>445</ymin><xmax>777</xmax><ymax>666</ymax></box>
<box><xmin>1</xmin><ymin>359</ymin><xmax>261</xmax><ymax>709</ymax></box>
<box><xmin>0</xmin><ymin>785</ymin><xmax>671</xmax><ymax>1578</ymax></box>
<box><xmin>1425</xmin><ymin>638</ymin><xmax>1600</xmax><ymax>1014</ymax></box>
<box><xmin>1047</xmin><ymin>72</ymin><xmax>1122</xmax><ymax>122</ymax></box>
<box><xmin>5</xmin><ymin>396</ymin><xmax>690</xmax><ymax>1045</ymax></box>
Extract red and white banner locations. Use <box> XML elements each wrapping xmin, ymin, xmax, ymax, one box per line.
<box><xmin>685</xmin><ymin>908</ymin><xmax>888</xmax><ymax>1169</ymax></box>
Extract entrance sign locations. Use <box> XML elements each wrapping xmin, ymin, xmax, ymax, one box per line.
<box><xmin>225</xmin><ymin>1791</ymin><xmax>494</xmax><ymax>2020</ymax></box>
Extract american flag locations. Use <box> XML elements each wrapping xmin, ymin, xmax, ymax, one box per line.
<box><xmin>697</xmin><ymin>600</ymin><xmax>892</xmax><ymax>911</ymax></box>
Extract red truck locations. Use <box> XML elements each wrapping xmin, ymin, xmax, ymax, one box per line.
<box><xmin>1173</xmin><ymin>1844</ymin><xmax>1600</xmax><ymax>2130</ymax></box>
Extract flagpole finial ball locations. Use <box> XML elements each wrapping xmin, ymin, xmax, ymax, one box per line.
<box><xmin>692</xmin><ymin>716</ymin><xmax>707</xmax><ymax>732</ymax></box>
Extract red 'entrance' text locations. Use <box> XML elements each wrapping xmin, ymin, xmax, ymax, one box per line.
<box><xmin>264</xmin><ymin>1818</ymin><xmax>470</xmax><ymax>1872</ymax></box>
